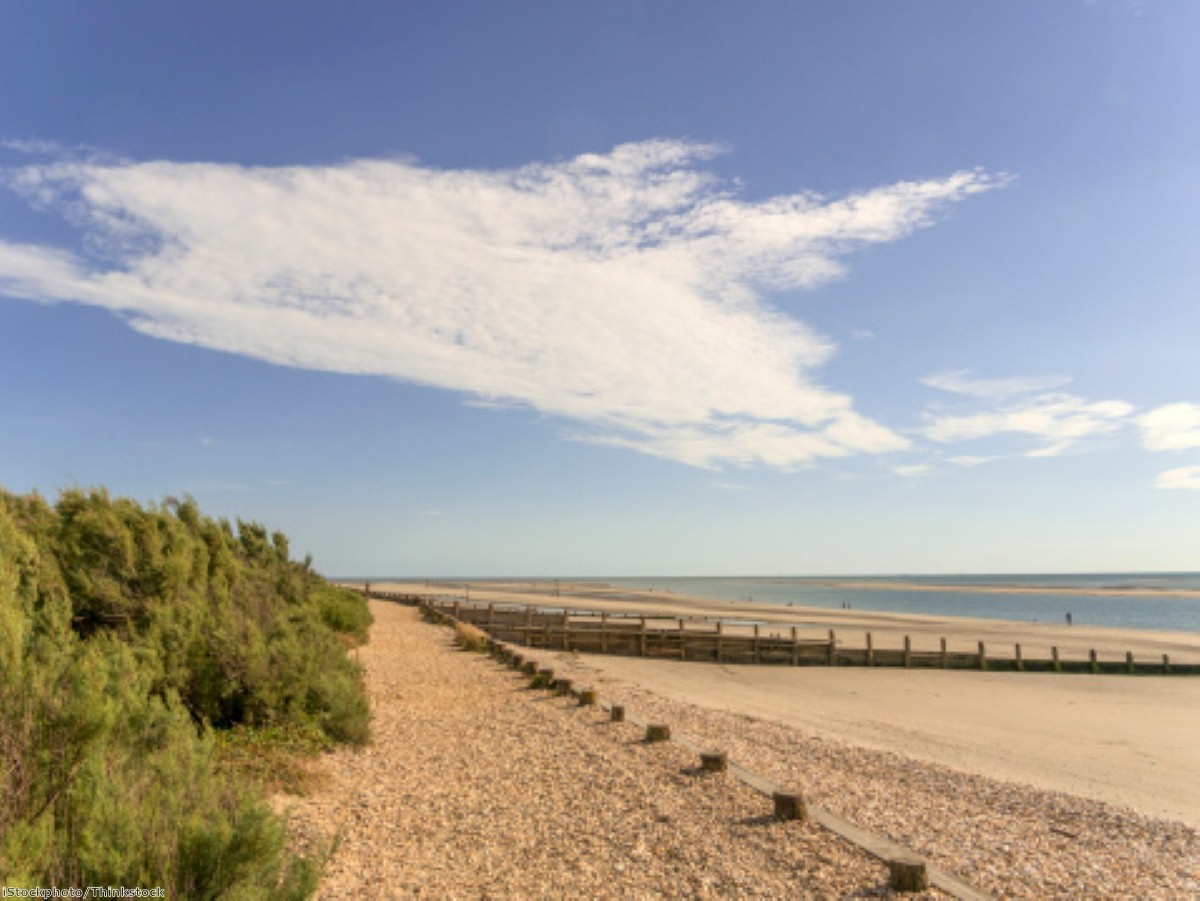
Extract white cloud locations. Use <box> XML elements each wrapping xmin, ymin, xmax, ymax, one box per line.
<box><xmin>1139</xmin><ymin>403</ymin><xmax>1200</xmax><ymax>451</ymax></box>
<box><xmin>892</xmin><ymin>463</ymin><xmax>932</xmax><ymax>478</ymax></box>
<box><xmin>1154</xmin><ymin>466</ymin><xmax>1200</xmax><ymax>490</ymax></box>
<box><xmin>947</xmin><ymin>455</ymin><xmax>994</xmax><ymax>467</ymax></box>
<box><xmin>922</xmin><ymin>369</ymin><xmax>1072</xmax><ymax>398</ymax></box>
<box><xmin>0</xmin><ymin>141</ymin><xmax>1003</xmax><ymax>469</ymax></box>
<box><xmin>923</xmin><ymin>393</ymin><xmax>1133</xmax><ymax>456</ymax></box>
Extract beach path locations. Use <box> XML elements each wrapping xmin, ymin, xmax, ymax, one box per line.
<box><xmin>278</xmin><ymin>599</ymin><xmax>897</xmax><ymax>898</ymax></box>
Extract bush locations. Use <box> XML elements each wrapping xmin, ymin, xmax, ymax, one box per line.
<box><xmin>453</xmin><ymin>621</ymin><xmax>490</xmax><ymax>653</ymax></box>
<box><xmin>0</xmin><ymin>486</ymin><xmax>372</xmax><ymax>894</ymax></box>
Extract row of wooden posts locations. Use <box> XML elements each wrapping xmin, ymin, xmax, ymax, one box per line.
<box><xmin>376</xmin><ymin>593</ymin><xmax>1197</xmax><ymax>676</ymax></box>
<box><xmin>419</xmin><ymin>600</ymin><xmax>946</xmax><ymax>896</ymax></box>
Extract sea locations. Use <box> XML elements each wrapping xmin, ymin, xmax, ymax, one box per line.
<box><xmin>572</xmin><ymin>573</ymin><xmax>1200</xmax><ymax>633</ymax></box>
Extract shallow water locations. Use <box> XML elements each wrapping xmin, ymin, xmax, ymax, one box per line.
<box><xmin>590</xmin><ymin>573</ymin><xmax>1200</xmax><ymax>633</ymax></box>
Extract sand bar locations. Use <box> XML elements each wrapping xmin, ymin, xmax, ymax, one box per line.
<box><xmin>817</xmin><ymin>578</ymin><xmax>1200</xmax><ymax>598</ymax></box>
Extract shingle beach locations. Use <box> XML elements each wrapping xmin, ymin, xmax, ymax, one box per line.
<box><xmin>280</xmin><ymin>599</ymin><xmax>1198</xmax><ymax>899</ymax></box>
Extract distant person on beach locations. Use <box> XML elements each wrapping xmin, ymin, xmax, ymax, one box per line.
<box><xmin>1066</xmin><ymin>611</ymin><xmax>1073</xmax><ymax>626</ymax></box>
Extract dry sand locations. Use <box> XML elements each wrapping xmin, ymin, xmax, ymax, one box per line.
<box><xmin>368</xmin><ymin>580</ymin><xmax>1200</xmax><ymax>825</ymax></box>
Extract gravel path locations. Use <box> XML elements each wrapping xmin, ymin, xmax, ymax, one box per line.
<box><xmin>280</xmin><ymin>600</ymin><xmax>919</xmax><ymax>898</ymax></box>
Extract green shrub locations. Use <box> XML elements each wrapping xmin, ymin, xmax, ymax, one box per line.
<box><xmin>313</xmin><ymin>584</ymin><xmax>373</xmax><ymax>643</ymax></box>
<box><xmin>0</xmin><ymin>486</ymin><xmax>372</xmax><ymax>894</ymax></box>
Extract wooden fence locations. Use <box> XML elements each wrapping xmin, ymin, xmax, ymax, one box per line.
<box><xmin>365</xmin><ymin>591</ymin><xmax>1198</xmax><ymax>675</ymax></box>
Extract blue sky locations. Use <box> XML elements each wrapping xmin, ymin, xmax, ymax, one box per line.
<box><xmin>1</xmin><ymin>1</ymin><xmax>1198</xmax><ymax>576</ymax></box>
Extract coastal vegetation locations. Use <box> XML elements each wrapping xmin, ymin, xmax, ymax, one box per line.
<box><xmin>0</xmin><ymin>486</ymin><xmax>371</xmax><ymax>896</ymax></box>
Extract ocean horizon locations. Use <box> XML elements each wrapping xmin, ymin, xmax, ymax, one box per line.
<box><xmin>361</xmin><ymin>572</ymin><xmax>1200</xmax><ymax>633</ymax></box>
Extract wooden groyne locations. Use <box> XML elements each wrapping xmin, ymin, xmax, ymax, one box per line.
<box><xmin>364</xmin><ymin>590</ymin><xmax>1199</xmax><ymax>676</ymax></box>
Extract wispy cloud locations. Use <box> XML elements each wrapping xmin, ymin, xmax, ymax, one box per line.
<box><xmin>891</xmin><ymin>463</ymin><xmax>932</xmax><ymax>478</ymax></box>
<box><xmin>923</xmin><ymin>392</ymin><xmax>1133</xmax><ymax>457</ymax></box>
<box><xmin>0</xmin><ymin>141</ymin><xmax>1003</xmax><ymax>469</ymax></box>
<box><xmin>1154</xmin><ymin>466</ymin><xmax>1200</xmax><ymax>490</ymax></box>
<box><xmin>946</xmin><ymin>454</ymin><xmax>995</xmax><ymax>467</ymax></box>
<box><xmin>1139</xmin><ymin>403</ymin><xmax>1200</xmax><ymax>451</ymax></box>
<box><xmin>922</xmin><ymin>369</ymin><xmax>1072</xmax><ymax>398</ymax></box>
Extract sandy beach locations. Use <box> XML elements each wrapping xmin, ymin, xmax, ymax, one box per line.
<box><xmin>366</xmin><ymin>580</ymin><xmax>1200</xmax><ymax>826</ymax></box>
<box><xmin>287</xmin><ymin>598</ymin><xmax>1198</xmax><ymax>898</ymax></box>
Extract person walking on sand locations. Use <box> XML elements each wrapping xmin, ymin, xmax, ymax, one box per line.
<box><xmin>1066</xmin><ymin>611</ymin><xmax>1073</xmax><ymax>626</ymax></box>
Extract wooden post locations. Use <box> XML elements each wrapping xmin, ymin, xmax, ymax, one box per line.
<box><xmin>978</xmin><ymin>641</ymin><xmax>987</xmax><ymax>671</ymax></box>
<box><xmin>790</xmin><ymin>626</ymin><xmax>798</xmax><ymax>666</ymax></box>
<box><xmin>1052</xmin><ymin>646</ymin><xmax>1060</xmax><ymax>672</ymax></box>
<box><xmin>1089</xmin><ymin>649</ymin><xmax>1098</xmax><ymax>674</ymax></box>
<box><xmin>888</xmin><ymin>856</ymin><xmax>930</xmax><ymax>892</ymax></box>
<box><xmin>700</xmin><ymin>751</ymin><xmax>728</xmax><ymax>773</ymax></box>
<box><xmin>533</xmin><ymin>668</ymin><xmax>555</xmax><ymax>689</ymax></box>
<box><xmin>639</xmin><ymin>616</ymin><xmax>647</xmax><ymax>657</ymax></box>
<box><xmin>753</xmin><ymin>624</ymin><xmax>761</xmax><ymax>663</ymax></box>
<box><xmin>578</xmin><ymin>688</ymin><xmax>597</xmax><ymax>706</ymax></box>
<box><xmin>556</xmin><ymin>677</ymin><xmax>574</xmax><ymax>696</ymax></box>
<box><xmin>1015</xmin><ymin>643</ymin><xmax>1023</xmax><ymax>672</ymax></box>
<box><xmin>645</xmin><ymin>723</ymin><xmax>671</xmax><ymax>742</ymax></box>
<box><xmin>866</xmin><ymin>631</ymin><xmax>874</xmax><ymax>667</ymax></box>
<box><xmin>772</xmin><ymin>791</ymin><xmax>808</xmax><ymax>821</ymax></box>
<box><xmin>903</xmin><ymin>635</ymin><xmax>912</xmax><ymax>668</ymax></box>
<box><xmin>940</xmin><ymin>637</ymin><xmax>947</xmax><ymax>669</ymax></box>
<box><xmin>1163</xmin><ymin>653</ymin><xmax>1171</xmax><ymax>674</ymax></box>
<box><xmin>716</xmin><ymin>621</ymin><xmax>724</xmax><ymax>663</ymax></box>
<box><xmin>522</xmin><ymin>660</ymin><xmax>538</xmax><ymax>676</ymax></box>
<box><xmin>525</xmin><ymin>604</ymin><xmax>533</xmax><ymax>639</ymax></box>
<box><xmin>827</xmin><ymin>629</ymin><xmax>836</xmax><ymax>666</ymax></box>
<box><xmin>679</xmin><ymin>618</ymin><xmax>686</xmax><ymax>661</ymax></box>
<box><xmin>1126</xmin><ymin>651</ymin><xmax>1135</xmax><ymax>674</ymax></box>
<box><xmin>610</xmin><ymin>704</ymin><xmax>626</xmax><ymax>722</ymax></box>
<box><xmin>453</xmin><ymin>601</ymin><xmax>461</xmax><ymax>621</ymax></box>
<box><xmin>487</xmin><ymin>603</ymin><xmax>495</xmax><ymax>631</ymax></box>
<box><xmin>562</xmin><ymin>610</ymin><xmax>570</xmax><ymax>651</ymax></box>
<box><xmin>600</xmin><ymin>611</ymin><xmax>608</xmax><ymax>654</ymax></box>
